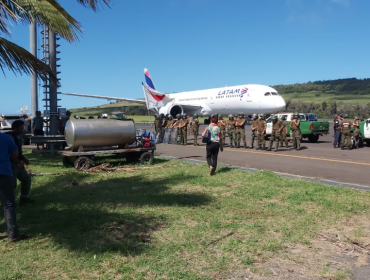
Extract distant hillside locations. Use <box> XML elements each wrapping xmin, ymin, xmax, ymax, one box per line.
<box><xmin>273</xmin><ymin>78</ymin><xmax>370</xmax><ymax>95</ymax></box>
<box><xmin>272</xmin><ymin>78</ymin><xmax>370</xmax><ymax>118</ymax></box>
<box><xmin>69</xmin><ymin>100</ymin><xmax>146</xmax><ymax>118</ymax></box>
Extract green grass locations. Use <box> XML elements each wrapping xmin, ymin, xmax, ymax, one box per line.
<box><xmin>1</xmin><ymin>150</ymin><xmax>369</xmax><ymax>279</ymax></box>
<box><xmin>281</xmin><ymin>91</ymin><xmax>370</xmax><ymax>104</ymax></box>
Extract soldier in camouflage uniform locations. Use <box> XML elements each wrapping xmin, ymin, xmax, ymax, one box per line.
<box><xmin>171</xmin><ymin>114</ymin><xmax>181</xmax><ymax>145</ymax></box>
<box><xmin>352</xmin><ymin>116</ymin><xmax>360</xmax><ymax>149</ymax></box>
<box><xmin>161</xmin><ymin>115</ymin><xmax>168</xmax><ymax>141</ymax></box>
<box><xmin>256</xmin><ymin>114</ymin><xmax>266</xmax><ymax>149</ymax></box>
<box><xmin>250</xmin><ymin>114</ymin><xmax>258</xmax><ymax>149</ymax></box>
<box><xmin>218</xmin><ymin>115</ymin><xmax>226</xmax><ymax>145</ymax></box>
<box><xmin>225</xmin><ymin>114</ymin><xmax>237</xmax><ymax>148</ymax></box>
<box><xmin>268</xmin><ymin>115</ymin><xmax>283</xmax><ymax>151</ymax></box>
<box><xmin>280</xmin><ymin>116</ymin><xmax>289</xmax><ymax>147</ymax></box>
<box><xmin>187</xmin><ymin>115</ymin><xmax>192</xmax><ymax>135</ymax></box>
<box><xmin>290</xmin><ymin>112</ymin><xmax>301</xmax><ymax>150</ymax></box>
<box><xmin>179</xmin><ymin>114</ymin><xmax>188</xmax><ymax>145</ymax></box>
<box><xmin>165</xmin><ymin>115</ymin><xmax>173</xmax><ymax>142</ymax></box>
<box><xmin>340</xmin><ymin>114</ymin><xmax>353</xmax><ymax>150</ymax></box>
<box><xmin>235</xmin><ymin>113</ymin><xmax>248</xmax><ymax>149</ymax></box>
<box><xmin>192</xmin><ymin>114</ymin><xmax>200</xmax><ymax>146</ymax></box>
<box><xmin>154</xmin><ymin>115</ymin><xmax>162</xmax><ymax>143</ymax></box>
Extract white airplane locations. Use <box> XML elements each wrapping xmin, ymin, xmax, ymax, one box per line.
<box><xmin>59</xmin><ymin>68</ymin><xmax>286</xmax><ymax>119</ymax></box>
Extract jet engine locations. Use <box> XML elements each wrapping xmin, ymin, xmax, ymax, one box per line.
<box><xmin>158</xmin><ymin>104</ymin><xmax>183</xmax><ymax>117</ymax></box>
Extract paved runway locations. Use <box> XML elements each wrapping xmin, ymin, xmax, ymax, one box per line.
<box><xmin>139</xmin><ymin>124</ymin><xmax>370</xmax><ymax>188</ymax></box>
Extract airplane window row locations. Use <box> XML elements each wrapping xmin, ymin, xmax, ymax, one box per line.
<box><xmin>216</xmin><ymin>95</ymin><xmax>241</xmax><ymax>99</ymax></box>
<box><xmin>178</xmin><ymin>97</ymin><xmax>208</xmax><ymax>102</ymax></box>
<box><xmin>264</xmin><ymin>92</ymin><xmax>279</xmax><ymax>96</ymax></box>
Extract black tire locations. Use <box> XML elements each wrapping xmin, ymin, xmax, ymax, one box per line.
<box><xmin>74</xmin><ymin>156</ymin><xmax>94</xmax><ymax>170</ymax></box>
<box><xmin>63</xmin><ymin>156</ymin><xmax>73</xmax><ymax>168</ymax></box>
<box><xmin>365</xmin><ymin>139</ymin><xmax>370</xmax><ymax>147</ymax></box>
<box><xmin>139</xmin><ymin>152</ymin><xmax>154</xmax><ymax>165</ymax></box>
<box><xmin>308</xmin><ymin>134</ymin><xmax>319</xmax><ymax>143</ymax></box>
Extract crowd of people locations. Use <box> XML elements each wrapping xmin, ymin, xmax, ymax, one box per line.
<box><xmin>154</xmin><ymin>112</ymin><xmax>303</xmax><ymax>151</ymax></box>
<box><xmin>153</xmin><ymin>112</ymin><xmax>305</xmax><ymax>176</ymax></box>
<box><xmin>333</xmin><ymin>114</ymin><xmax>361</xmax><ymax>150</ymax></box>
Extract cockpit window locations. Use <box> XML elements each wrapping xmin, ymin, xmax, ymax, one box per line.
<box><xmin>271</xmin><ymin>92</ymin><xmax>277</xmax><ymax>95</ymax></box>
<box><xmin>264</xmin><ymin>92</ymin><xmax>271</xmax><ymax>96</ymax></box>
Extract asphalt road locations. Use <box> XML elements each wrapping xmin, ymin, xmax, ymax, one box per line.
<box><xmin>137</xmin><ymin>124</ymin><xmax>370</xmax><ymax>188</ymax></box>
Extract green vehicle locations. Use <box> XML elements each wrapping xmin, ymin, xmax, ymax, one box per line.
<box><xmin>360</xmin><ymin>118</ymin><xmax>370</xmax><ymax>146</ymax></box>
<box><xmin>266</xmin><ymin>113</ymin><xmax>329</xmax><ymax>143</ymax></box>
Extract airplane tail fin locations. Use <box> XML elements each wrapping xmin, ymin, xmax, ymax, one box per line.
<box><xmin>142</xmin><ymin>84</ymin><xmax>168</xmax><ymax>110</ymax></box>
<box><xmin>144</xmin><ymin>68</ymin><xmax>156</xmax><ymax>90</ymax></box>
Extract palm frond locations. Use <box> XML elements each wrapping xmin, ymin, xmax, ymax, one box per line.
<box><xmin>0</xmin><ymin>36</ymin><xmax>55</xmax><ymax>79</ymax></box>
<box><xmin>0</xmin><ymin>1</ymin><xmax>19</xmax><ymax>36</ymax></box>
<box><xmin>3</xmin><ymin>0</ymin><xmax>83</xmax><ymax>42</ymax></box>
<box><xmin>75</xmin><ymin>0</ymin><xmax>111</xmax><ymax>11</ymax></box>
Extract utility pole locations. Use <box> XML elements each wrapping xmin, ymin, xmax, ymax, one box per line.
<box><xmin>30</xmin><ymin>21</ymin><xmax>38</xmax><ymax>117</ymax></box>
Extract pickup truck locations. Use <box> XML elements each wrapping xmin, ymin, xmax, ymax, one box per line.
<box><xmin>0</xmin><ymin>114</ymin><xmax>21</xmax><ymax>133</ymax></box>
<box><xmin>266</xmin><ymin>113</ymin><xmax>329</xmax><ymax>143</ymax></box>
<box><xmin>0</xmin><ymin>114</ymin><xmax>32</xmax><ymax>144</ymax></box>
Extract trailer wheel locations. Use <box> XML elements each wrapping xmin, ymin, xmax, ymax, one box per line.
<box><xmin>139</xmin><ymin>152</ymin><xmax>154</xmax><ymax>165</ymax></box>
<box><xmin>74</xmin><ymin>156</ymin><xmax>94</xmax><ymax>170</ymax></box>
<box><xmin>63</xmin><ymin>156</ymin><xmax>73</xmax><ymax>168</ymax></box>
<box><xmin>308</xmin><ymin>135</ymin><xmax>319</xmax><ymax>143</ymax></box>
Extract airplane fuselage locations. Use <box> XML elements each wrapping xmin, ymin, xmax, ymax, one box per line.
<box><xmin>158</xmin><ymin>84</ymin><xmax>286</xmax><ymax>117</ymax></box>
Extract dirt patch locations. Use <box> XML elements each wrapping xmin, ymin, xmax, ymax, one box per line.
<box><xmin>226</xmin><ymin>215</ymin><xmax>370</xmax><ymax>280</ymax></box>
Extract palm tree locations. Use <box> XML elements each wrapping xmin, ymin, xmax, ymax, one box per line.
<box><xmin>0</xmin><ymin>0</ymin><xmax>110</xmax><ymax>79</ymax></box>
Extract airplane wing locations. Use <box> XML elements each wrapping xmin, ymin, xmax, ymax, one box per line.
<box><xmin>58</xmin><ymin>92</ymin><xmax>146</xmax><ymax>104</ymax></box>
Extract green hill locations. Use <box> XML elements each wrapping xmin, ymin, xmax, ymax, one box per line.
<box><xmin>273</xmin><ymin>78</ymin><xmax>370</xmax><ymax>117</ymax></box>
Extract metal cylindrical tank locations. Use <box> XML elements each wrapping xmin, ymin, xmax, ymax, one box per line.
<box><xmin>65</xmin><ymin>119</ymin><xmax>136</xmax><ymax>149</ymax></box>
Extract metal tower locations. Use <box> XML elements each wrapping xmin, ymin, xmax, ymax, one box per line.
<box><xmin>41</xmin><ymin>26</ymin><xmax>61</xmax><ymax>135</ymax></box>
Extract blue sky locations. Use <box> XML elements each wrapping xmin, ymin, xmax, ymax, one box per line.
<box><xmin>1</xmin><ymin>0</ymin><xmax>369</xmax><ymax>114</ymax></box>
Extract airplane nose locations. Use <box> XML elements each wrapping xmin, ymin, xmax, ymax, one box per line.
<box><xmin>276</xmin><ymin>97</ymin><xmax>286</xmax><ymax>110</ymax></box>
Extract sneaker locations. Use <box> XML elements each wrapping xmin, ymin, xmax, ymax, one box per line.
<box><xmin>19</xmin><ymin>197</ymin><xmax>35</xmax><ymax>206</ymax></box>
<box><xmin>9</xmin><ymin>234</ymin><xmax>30</xmax><ymax>243</ymax></box>
<box><xmin>210</xmin><ymin>168</ymin><xmax>216</xmax><ymax>176</ymax></box>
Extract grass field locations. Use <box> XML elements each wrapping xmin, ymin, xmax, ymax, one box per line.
<box><xmin>1</xmin><ymin>150</ymin><xmax>369</xmax><ymax>279</ymax></box>
<box><xmin>281</xmin><ymin>91</ymin><xmax>370</xmax><ymax>104</ymax></box>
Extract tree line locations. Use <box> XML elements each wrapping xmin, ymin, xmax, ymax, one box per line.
<box><xmin>273</xmin><ymin>78</ymin><xmax>370</xmax><ymax>96</ymax></box>
<box><xmin>273</xmin><ymin>78</ymin><xmax>370</xmax><ymax>118</ymax></box>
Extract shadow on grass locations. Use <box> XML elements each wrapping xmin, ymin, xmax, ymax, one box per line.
<box><xmin>216</xmin><ymin>167</ymin><xmax>233</xmax><ymax>174</ymax></box>
<box><xmin>17</xmin><ymin>170</ymin><xmax>211</xmax><ymax>255</ymax></box>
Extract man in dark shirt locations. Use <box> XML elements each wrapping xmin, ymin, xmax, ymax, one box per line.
<box><xmin>10</xmin><ymin>120</ymin><xmax>35</xmax><ymax>205</ymax></box>
<box><xmin>0</xmin><ymin>132</ymin><xmax>23</xmax><ymax>242</ymax></box>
